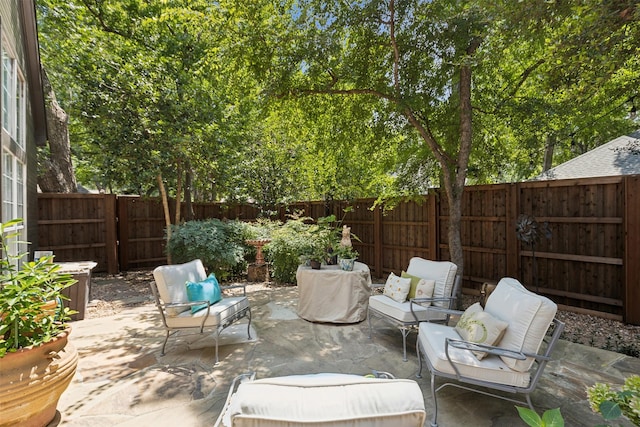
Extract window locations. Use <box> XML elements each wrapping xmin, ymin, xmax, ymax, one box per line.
<box><xmin>1</xmin><ymin>49</ymin><xmax>12</xmax><ymax>132</ymax></box>
<box><xmin>2</xmin><ymin>150</ymin><xmax>24</xmax><ymax>222</ymax></box>
<box><xmin>2</xmin><ymin>150</ymin><xmax>26</xmax><ymax>261</ymax></box>
<box><xmin>1</xmin><ymin>44</ymin><xmax>25</xmax><ymax>148</ymax></box>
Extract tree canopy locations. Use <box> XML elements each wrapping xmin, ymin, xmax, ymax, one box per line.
<box><xmin>37</xmin><ymin>0</ymin><xmax>639</xmax><ymax>271</ymax></box>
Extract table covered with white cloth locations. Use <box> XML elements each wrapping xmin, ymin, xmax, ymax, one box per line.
<box><xmin>296</xmin><ymin>262</ymin><xmax>372</xmax><ymax>323</ymax></box>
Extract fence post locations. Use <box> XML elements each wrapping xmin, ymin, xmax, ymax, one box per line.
<box><xmin>104</xmin><ymin>194</ymin><xmax>119</xmax><ymax>274</ymax></box>
<box><xmin>427</xmin><ymin>193</ymin><xmax>438</xmax><ymax>261</ymax></box>
<box><xmin>505</xmin><ymin>183</ymin><xmax>520</xmax><ymax>278</ymax></box>
<box><xmin>373</xmin><ymin>205</ymin><xmax>383</xmax><ymax>278</ymax></box>
<box><xmin>624</xmin><ymin>176</ymin><xmax>640</xmax><ymax>325</ymax></box>
<box><xmin>117</xmin><ymin>196</ymin><xmax>130</xmax><ymax>271</ymax></box>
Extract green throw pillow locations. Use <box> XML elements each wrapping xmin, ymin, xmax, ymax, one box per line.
<box><xmin>401</xmin><ymin>271</ymin><xmax>423</xmax><ymax>300</ymax></box>
<box><xmin>186</xmin><ymin>274</ymin><xmax>222</xmax><ymax>314</ymax></box>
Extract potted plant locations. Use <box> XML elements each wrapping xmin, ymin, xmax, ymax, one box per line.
<box><xmin>334</xmin><ymin>245</ymin><xmax>359</xmax><ymax>271</ymax></box>
<box><xmin>307</xmin><ymin>246</ymin><xmax>329</xmax><ymax>270</ymax></box>
<box><xmin>0</xmin><ymin>218</ymin><xmax>79</xmax><ymax>427</ymax></box>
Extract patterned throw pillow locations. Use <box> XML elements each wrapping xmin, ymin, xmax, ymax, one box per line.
<box><xmin>383</xmin><ymin>272</ymin><xmax>412</xmax><ymax>303</ymax></box>
<box><xmin>401</xmin><ymin>271</ymin><xmax>422</xmax><ymax>299</ymax></box>
<box><xmin>186</xmin><ymin>273</ymin><xmax>222</xmax><ymax>314</ymax></box>
<box><xmin>415</xmin><ymin>279</ymin><xmax>435</xmax><ymax>300</ymax></box>
<box><xmin>455</xmin><ymin>302</ymin><xmax>509</xmax><ymax>360</ymax></box>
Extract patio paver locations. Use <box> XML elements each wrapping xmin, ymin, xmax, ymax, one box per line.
<box><xmin>54</xmin><ymin>284</ymin><xmax>639</xmax><ymax>426</ymax></box>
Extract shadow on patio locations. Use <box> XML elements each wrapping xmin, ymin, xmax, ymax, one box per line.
<box><xmin>54</xmin><ymin>284</ymin><xmax>639</xmax><ymax>426</ymax></box>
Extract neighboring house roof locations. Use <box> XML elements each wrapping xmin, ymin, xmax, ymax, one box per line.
<box><xmin>536</xmin><ymin>130</ymin><xmax>640</xmax><ymax>180</ymax></box>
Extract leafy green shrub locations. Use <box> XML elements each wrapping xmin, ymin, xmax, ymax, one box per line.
<box><xmin>262</xmin><ymin>215</ymin><xmax>333</xmax><ymax>284</ymax></box>
<box><xmin>587</xmin><ymin>374</ymin><xmax>640</xmax><ymax>426</ymax></box>
<box><xmin>165</xmin><ymin>219</ymin><xmax>249</xmax><ymax>280</ymax></box>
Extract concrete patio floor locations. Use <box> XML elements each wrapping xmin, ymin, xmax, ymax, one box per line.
<box><xmin>53</xmin><ymin>284</ymin><xmax>640</xmax><ymax>427</ymax></box>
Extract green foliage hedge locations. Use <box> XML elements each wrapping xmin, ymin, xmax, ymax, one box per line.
<box><xmin>164</xmin><ymin>216</ymin><xmax>337</xmax><ymax>284</ymax></box>
<box><xmin>165</xmin><ymin>219</ymin><xmax>251</xmax><ymax>280</ymax></box>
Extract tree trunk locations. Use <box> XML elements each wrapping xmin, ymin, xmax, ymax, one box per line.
<box><xmin>175</xmin><ymin>160</ymin><xmax>182</xmax><ymax>225</ymax></box>
<box><xmin>157</xmin><ymin>174</ymin><xmax>172</xmax><ymax>264</ymax></box>
<box><xmin>185</xmin><ymin>167</ymin><xmax>194</xmax><ymax>221</ymax></box>
<box><xmin>38</xmin><ymin>68</ymin><xmax>77</xmax><ymax>193</ymax></box>
<box><xmin>543</xmin><ymin>134</ymin><xmax>555</xmax><ymax>172</ymax></box>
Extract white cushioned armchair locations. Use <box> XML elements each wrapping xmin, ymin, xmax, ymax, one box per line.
<box><xmin>368</xmin><ymin>257</ymin><xmax>460</xmax><ymax>361</ymax></box>
<box><xmin>415</xmin><ymin>277</ymin><xmax>565</xmax><ymax>427</ymax></box>
<box><xmin>151</xmin><ymin>259</ymin><xmax>252</xmax><ymax>364</ymax></box>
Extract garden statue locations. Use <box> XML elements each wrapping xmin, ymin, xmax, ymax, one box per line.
<box><xmin>340</xmin><ymin>225</ymin><xmax>352</xmax><ymax>247</ymax></box>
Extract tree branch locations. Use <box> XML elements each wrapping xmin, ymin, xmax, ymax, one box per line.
<box><xmin>389</xmin><ymin>0</ymin><xmax>401</xmax><ymax>94</ymax></box>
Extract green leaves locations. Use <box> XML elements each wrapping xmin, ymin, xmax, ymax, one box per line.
<box><xmin>0</xmin><ymin>219</ymin><xmax>76</xmax><ymax>357</ymax></box>
<box><xmin>516</xmin><ymin>407</ymin><xmax>564</xmax><ymax>427</ymax></box>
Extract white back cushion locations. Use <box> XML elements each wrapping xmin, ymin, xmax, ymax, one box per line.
<box><xmin>153</xmin><ymin>259</ymin><xmax>207</xmax><ymax>316</ymax></box>
<box><xmin>484</xmin><ymin>277</ymin><xmax>557</xmax><ymax>372</ymax></box>
<box><xmin>406</xmin><ymin>257</ymin><xmax>457</xmax><ymax>307</ymax></box>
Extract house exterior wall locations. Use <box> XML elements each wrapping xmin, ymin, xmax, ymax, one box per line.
<box><xmin>0</xmin><ymin>0</ymin><xmax>46</xmax><ymax>251</ymax></box>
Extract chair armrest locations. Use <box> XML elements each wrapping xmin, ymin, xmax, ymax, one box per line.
<box><xmin>409</xmin><ymin>298</ymin><xmax>459</xmax><ymax>323</ymax></box>
<box><xmin>443</xmin><ymin>338</ymin><xmax>552</xmax><ymax>379</ymax></box>
<box><xmin>446</xmin><ymin>338</ymin><xmax>529</xmax><ymax>360</ymax></box>
<box><xmin>164</xmin><ymin>301</ymin><xmax>210</xmax><ymax>309</ymax></box>
<box><xmin>214</xmin><ymin>372</ymin><xmax>257</xmax><ymax>427</ymax></box>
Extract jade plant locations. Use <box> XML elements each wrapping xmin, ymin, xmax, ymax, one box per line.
<box><xmin>0</xmin><ymin>218</ymin><xmax>76</xmax><ymax>357</ymax></box>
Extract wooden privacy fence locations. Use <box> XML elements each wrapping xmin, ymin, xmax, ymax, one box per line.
<box><xmin>37</xmin><ymin>175</ymin><xmax>640</xmax><ymax>324</ymax></box>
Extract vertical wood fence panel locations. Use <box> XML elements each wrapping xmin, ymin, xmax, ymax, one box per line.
<box><xmin>37</xmin><ymin>193</ymin><xmax>118</xmax><ymax>273</ymax></box>
<box><xmin>624</xmin><ymin>176</ymin><xmax>640</xmax><ymax>324</ymax></box>
<box><xmin>37</xmin><ymin>174</ymin><xmax>640</xmax><ymax>324</ymax></box>
<box><xmin>117</xmin><ymin>196</ymin><xmax>168</xmax><ymax>270</ymax></box>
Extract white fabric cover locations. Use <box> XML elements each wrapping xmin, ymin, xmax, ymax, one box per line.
<box><xmin>418</xmin><ymin>322</ymin><xmax>531</xmax><ymax>388</ymax></box>
<box><xmin>297</xmin><ymin>263</ymin><xmax>372</xmax><ymax>323</ymax></box>
<box><xmin>153</xmin><ymin>260</ymin><xmax>207</xmax><ymax>316</ymax></box>
<box><xmin>164</xmin><ymin>296</ymin><xmax>249</xmax><ymax>328</ymax></box>
<box><xmin>222</xmin><ymin>373</ymin><xmax>426</xmax><ymax>427</ymax></box>
<box><xmin>406</xmin><ymin>257</ymin><xmax>457</xmax><ymax>308</ymax></box>
<box><xmin>369</xmin><ymin>294</ymin><xmax>442</xmax><ymax>323</ymax></box>
<box><xmin>484</xmin><ymin>278</ymin><xmax>557</xmax><ymax>372</ymax></box>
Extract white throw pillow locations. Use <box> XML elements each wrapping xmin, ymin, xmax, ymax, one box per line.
<box><xmin>455</xmin><ymin>302</ymin><xmax>509</xmax><ymax>360</ymax></box>
<box><xmin>414</xmin><ymin>279</ymin><xmax>436</xmax><ymax>300</ymax></box>
<box><xmin>383</xmin><ymin>272</ymin><xmax>412</xmax><ymax>303</ymax></box>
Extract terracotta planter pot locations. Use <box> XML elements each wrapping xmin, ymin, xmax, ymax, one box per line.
<box><xmin>0</xmin><ymin>329</ymin><xmax>78</xmax><ymax>427</ymax></box>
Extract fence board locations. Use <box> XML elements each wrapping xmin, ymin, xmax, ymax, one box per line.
<box><xmin>37</xmin><ymin>194</ymin><xmax>118</xmax><ymax>273</ymax></box>
<box><xmin>36</xmin><ymin>174</ymin><xmax>640</xmax><ymax>324</ymax></box>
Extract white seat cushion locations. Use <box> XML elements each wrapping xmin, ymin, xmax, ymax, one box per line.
<box><xmin>222</xmin><ymin>373</ymin><xmax>426</xmax><ymax>427</ymax></box>
<box><xmin>406</xmin><ymin>258</ymin><xmax>457</xmax><ymax>307</ymax></box>
<box><xmin>165</xmin><ymin>296</ymin><xmax>249</xmax><ymax>328</ymax></box>
<box><xmin>369</xmin><ymin>294</ymin><xmax>446</xmax><ymax>323</ymax></box>
<box><xmin>418</xmin><ymin>322</ymin><xmax>531</xmax><ymax>388</ymax></box>
<box><xmin>484</xmin><ymin>278</ymin><xmax>557</xmax><ymax>372</ymax></box>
